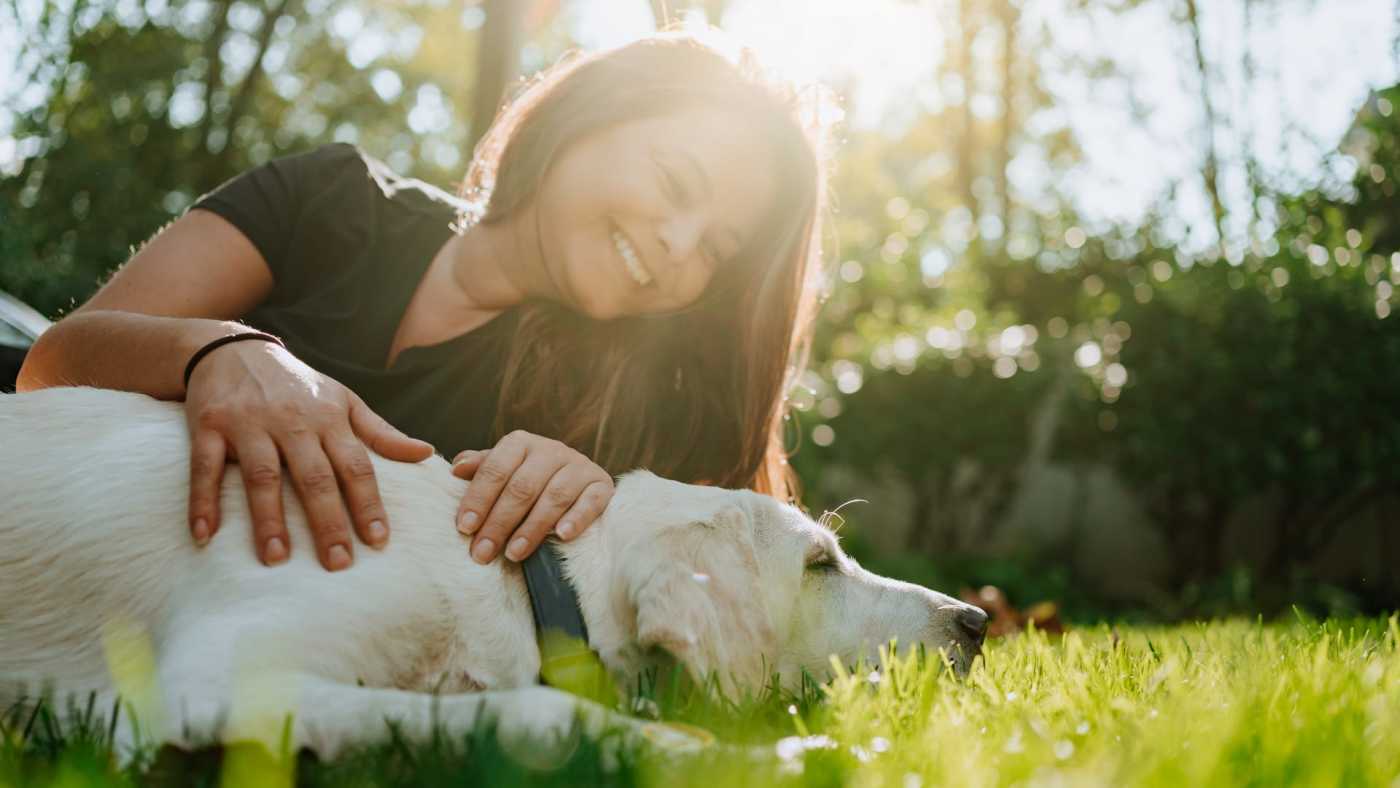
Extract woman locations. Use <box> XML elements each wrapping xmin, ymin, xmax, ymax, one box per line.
<box><xmin>17</xmin><ymin>33</ymin><xmax>829</xmax><ymax>573</ymax></box>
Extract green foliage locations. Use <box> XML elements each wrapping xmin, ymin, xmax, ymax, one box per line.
<box><xmin>0</xmin><ymin>0</ymin><xmax>486</xmax><ymax>316</ymax></box>
<box><xmin>7</xmin><ymin>618</ymin><xmax>1400</xmax><ymax>785</ymax></box>
<box><xmin>793</xmin><ymin>87</ymin><xmax>1400</xmax><ymax>611</ymax></box>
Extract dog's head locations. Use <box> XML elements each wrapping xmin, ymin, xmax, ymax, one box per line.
<box><xmin>577</xmin><ymin>471</ymin><xmax>987</xmax><ymax>695</ymax></box>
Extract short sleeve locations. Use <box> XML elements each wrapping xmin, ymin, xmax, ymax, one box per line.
<box><xmin>190</xmin><ymin>143</ymin><xmax>365</xmax><ymax>279</ymax></box>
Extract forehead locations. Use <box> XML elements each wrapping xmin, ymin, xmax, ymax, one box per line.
<box><xmin>628</xmin><ymin>106</ymin><xmax>781</xmax><ymax>244</ymax></box>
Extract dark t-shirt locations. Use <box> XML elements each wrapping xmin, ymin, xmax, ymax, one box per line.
<box><xmin>192</xmin><ymin>143</ymin><xmax>518</xmax><ymax>458</ymax></box>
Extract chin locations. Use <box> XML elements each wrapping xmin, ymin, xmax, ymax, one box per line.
<box><xmin>569</xmin><ymin>284</ymin><xmax>626</xmax><ymax>321</ymax></box>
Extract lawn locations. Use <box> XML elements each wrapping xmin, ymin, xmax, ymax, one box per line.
<box><xmin>5</xmin><ymin>616</ymin><xmax>1398</xmax><ymax>787</ymax></box>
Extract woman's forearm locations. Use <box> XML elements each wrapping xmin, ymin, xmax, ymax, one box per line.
<box><xmin>16</xmin><ymin>309</ymin><xmax>248</xmax><ymax>399</ymax></box>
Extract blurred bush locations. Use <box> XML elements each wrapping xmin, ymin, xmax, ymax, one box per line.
<box><xmin>795</xmin><ymin>86</ymin><xmax>1400</xmax><ymax>617</ymax></box>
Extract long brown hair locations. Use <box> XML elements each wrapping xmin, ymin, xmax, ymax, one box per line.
<box><xmin>461</xmin><ymin>33</ymin><xmax>831</xmax><ymax>502</ymax></box>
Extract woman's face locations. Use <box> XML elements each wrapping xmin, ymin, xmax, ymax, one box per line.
<box><xmin>529</xmin><ymin>105</ymin><xmax>780</xmax><ymax>320</ymax></box>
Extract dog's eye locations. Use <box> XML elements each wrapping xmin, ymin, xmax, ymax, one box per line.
<box><xmin>805</xmin><ymin>552</ymin><xmax>838</xmax><ymax>572</ymax></box>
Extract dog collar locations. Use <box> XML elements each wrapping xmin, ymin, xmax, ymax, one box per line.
<box><xmin>521</xmin><ymin>541</ymin><xmax>589</xmax><ymax>644</ymax></box>
<box><xmin>521</xmin><ymin>542</ymin><xmax>615</xmax><ymax>702</ymax></box>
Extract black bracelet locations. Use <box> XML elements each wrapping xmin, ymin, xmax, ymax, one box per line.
<box><xmin>183</xmin><ymin>331</ymin><xmax>286</xmax><ymax>390</ymax></box>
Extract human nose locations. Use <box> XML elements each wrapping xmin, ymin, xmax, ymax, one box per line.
<box><xmin>657</xmin><ymin>210</ymin><xmax>707</xmax><ymax>264</ymax></box>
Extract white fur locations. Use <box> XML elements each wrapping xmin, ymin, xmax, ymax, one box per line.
<box><xmin>0</xmin><ymin>387</ymin><xmax>982</xmax><ymax>758</ymax></box>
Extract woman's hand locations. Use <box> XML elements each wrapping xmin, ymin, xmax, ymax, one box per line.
<box><xmin>185</xmin><ymin>339</ymin><xmax>434</xmax><ymax>570</ymax></box>
<box><xmin>451</xmin><ymin>431</ymin><xmax>614</xmax><ymax>563</ymax></box>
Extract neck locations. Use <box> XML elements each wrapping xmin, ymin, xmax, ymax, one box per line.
<box><xmin>449</xmin><ymin>203</ymin><xmax>557</xmax><ymax>310</ymax></box>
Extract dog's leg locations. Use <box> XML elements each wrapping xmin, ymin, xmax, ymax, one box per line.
<box><xmin>295</xmin><ymin>680</ymin><xmax>583</xmax><ymax>758</ymax></box>
<box><xmin>289</xmin><ymin>678</ymin><xmax>705</xmax><ymax>760</ymax></box>
<box><xmin>147</xmin><ymin>620</ymin><xmax>695</xmax><ymax>760</ymax></box>
<box><xmin>152</xmin><ymin>669</ymin><xmax>702</xmax><ymax>761</ymax></box>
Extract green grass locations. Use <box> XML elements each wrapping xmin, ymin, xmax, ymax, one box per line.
<box><xmin>5</xmin><ymin>616</ymin><xmax>1399</xmax><ymax>787</ymax></box>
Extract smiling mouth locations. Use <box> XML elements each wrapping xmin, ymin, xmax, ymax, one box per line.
<box><xmin>612</xmin><ymin>229</ymin><xmax>653</xmax><ymax>287</ymax></box>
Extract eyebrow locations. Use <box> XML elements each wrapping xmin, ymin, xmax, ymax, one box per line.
<box><xmin>678</xmin><ymin>149</ymin><xmax>744</xmax><ymax>258</ymax></box>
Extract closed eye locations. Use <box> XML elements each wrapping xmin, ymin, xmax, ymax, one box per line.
<box><xmin>654</xmin><ymin>154</ymin><xmax>689</xmax><ymax>206</ymax></box>
<box><xmin>653</xmin><ymin>151</ymin><xmax>727</xmax><ymax>269</ymax></box>
<box><xmin>805</xmin><ymin>551</ymin><xmax>838</xmax><ymax>572</ymax></box>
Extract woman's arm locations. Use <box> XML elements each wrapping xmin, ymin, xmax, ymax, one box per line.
<box><xmin>17</xmin><ymin>209</ymin><xmax>432</xmax><ymax>570</ymax></box>
<box><xmin>17</xmin><ymin>209</ymin><xmax>272</xmax><ymax>394</ymax></box>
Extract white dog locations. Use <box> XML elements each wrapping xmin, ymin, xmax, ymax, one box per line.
<box><xmin>0</xmin><ymin>387</ymin><xmax>986</xmax><ymax>758</ymax></box>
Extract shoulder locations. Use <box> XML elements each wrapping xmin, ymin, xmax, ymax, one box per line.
<box><xmin>283</xmin><ymin>143</ymin><xmax>373</xmax><ymax>201</ymax></box>
<box><xmin>355</xmin><ymin>149</ymin><xmax>473</xmax><ymax>217</ymax></box>
<box><xmin>211</xmin><ymin>142</ymin><xmax>469</xmax><ymax>218</ymax></box>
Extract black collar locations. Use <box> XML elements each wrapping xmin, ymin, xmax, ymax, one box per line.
<box><xmin>521</xmin><ymin>541</ymin><xmax>590</xmax><ymax>649</ymax></box>
<box><xmin>522</xmin><ymin>542</ymin><xmax>618</xmax><ymax>700</ymax></box>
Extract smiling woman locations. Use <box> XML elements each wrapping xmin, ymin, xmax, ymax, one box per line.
<box><xmin>17</xmin><ymin>32</ymin><xmax>834</xmax><ymax>575</ymax></box>
<box><xmin>445</xmin><ymin>36</ymin><xmax>830</xmax><ymax>562</ymax></box>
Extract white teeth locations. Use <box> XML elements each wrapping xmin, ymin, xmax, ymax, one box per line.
<box><xmin>612</xmin><ymin>231</ymin><xmax>652</xmax><ymax>286</ymax></box>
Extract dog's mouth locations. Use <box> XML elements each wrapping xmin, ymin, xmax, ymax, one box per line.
<box><xmin>946</xmin><ymin>643</ymin><xmax>982</xmax><ymax>677</ymax></box>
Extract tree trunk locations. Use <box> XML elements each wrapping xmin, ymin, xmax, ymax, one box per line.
<box><xmin>210</xmin><ymin>0</ymin><xmax>298</xmax><ymax>174</ymax></box>
<box><xmin>1240</xmin><ymin>0</ymin><xmax>1264</xmax><ymax>245</ymax></box>
<box><xmin>649</xmin><ymin>0</ymin><xmax>672</xmax><ymax>28</ymax></box>
<box><xmin>468</xmin><ymin>0</ymin><xmax>525</xmax><ymax>155</ymax></box>
<box><xmin>1183</xmin><ymin>0</ymin><xmax>1227</xmax><ymax>257</ymax></box>
<box><xmin>955</xmin><ymin>0</ymin><xmax>981</xmax><ymax>260</ymax></box>
<box><xmin>995</xmin><ymin>0</ymin><xmax>1017</xmax><ymax>249</ymax></box>
<box><xmin>199</xmin><ymin>0</ymin><xmax>234</xmax><ymax>157</ymax></box>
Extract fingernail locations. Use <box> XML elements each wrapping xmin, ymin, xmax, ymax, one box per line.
<box><xmin>555</xmin><ymin>519</ymin><xmax>576</xmax><ymax>540</ymax></box>
<box><xmin>367</xmin><ymin>520</ymin><xmax>387</xmax><ymax>544</ymax></box>
<box><xmin>264</xmin><ymin>537</ymin><xmax>288</xmax><ymax>565</ymax></box>
<box><xmin>471</xmin><ymin>538</ymin><xmax>495</xmax><ymax>564</ymax></box>
<box><xmin>192</xmin><ymin>518</ymin><xmax>210</xmax><ymax>546</ymax></box>
<box><xmin>458</xmin><ymin>511</ymin><xmax>479</xmax><ymax>534</ymax></box>
<box><xmin>506</xmin><ymin>537</ymin><xmax>530</xmax><ymax>561</ymax></box>
<box><xmin>327</xmin><ymin>544</ymin><xmax>352</xmax><ymax>571</ymax></box>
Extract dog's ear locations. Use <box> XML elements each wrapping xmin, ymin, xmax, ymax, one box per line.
<box><xmin>627</xmin><ymin>502</ymin><xmax>776</xmax><ymax>694</ymax></box>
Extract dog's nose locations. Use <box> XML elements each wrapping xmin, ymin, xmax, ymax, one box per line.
<box><xmin>956</xmin><ymin>605</ymin><xmax>989</xmax><ymax>645</ymax></box>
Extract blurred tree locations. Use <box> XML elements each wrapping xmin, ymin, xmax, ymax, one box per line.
<box><xmin>793</xmin><ymin>0</ymin><xmax>1095</xmax><ymax>551</ymax></box>
<box><xmin>0</xmin><ymin>0</ymin><xmax>566</xmax><ymax>317</ymax></box>
<box><xmin>648</xmin><ymin>0</ymin><xmax>728</xmax><ymax>28</ymax></box>
<box><xmin>468</xmin><ymin>0</ymin><xmax>524</xmax><ymax>152</ymax></box>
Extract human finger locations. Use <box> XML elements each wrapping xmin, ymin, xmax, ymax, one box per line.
<box><xmin>454</xmin><ymin>439</ymin><xmax>527</xmax><ymax>537</ymax></box>
<box><xmin>235</xmin><ymin>434</ymin><xmax>292</xmax><ymax>566</ymax></box>
<box><xmin>501</xmin><ymin>466</ymin><xmax>597</xmax><ymax>561</ymax></box>
<box><xmin>451</xmin><ymin>449</ymin><xmax>486</xmax><ymax>479</ymax></box>
<box><xmin>279</xmin><ymin>433</ymin><xmax>355</xmax><ymax>571</ymax></box>
<box><xmin>552</xmin><ymin>478</ymin><xmax>614</xmax><ymax>542</ymax></box>
<box><xmin>325</xmin><ymin>430</ymin><xmax>390</xmax><ymax>549</ymax></box>
<box><xmin>188</xmin><ymin>428</ymin><xmax>227</xmax><ymax>546</ymax></box>
<box><xmin>454</xmin><ymin>439</ymin><xmax>534</xmax><ymax>554</ymax></box>
<box><xmin>470</xmin><ymin>450</ymin><xmax>570</xmax><ymax>564</ymax></box>
<box><xmin>347</xmin><ymin>394</ymin><xmax>433</xmax><ymax>462</ymax></box>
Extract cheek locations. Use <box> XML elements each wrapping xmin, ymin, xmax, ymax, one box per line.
<box><xmin>536</xmin><ymin>164</ymin><xmax>607</xmax><ymax>261</ymax></box>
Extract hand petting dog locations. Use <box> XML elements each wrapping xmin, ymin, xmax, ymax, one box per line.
<box><xmin>450</xmin><ymin>432</ymin><xmax>614</xmax><ymax>564</ymax></box>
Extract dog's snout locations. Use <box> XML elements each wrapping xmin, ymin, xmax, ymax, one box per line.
<box><xmin>956</xmin><ymin>605</ymin><xmax>989</xmax><ymax>645</ymax></box>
